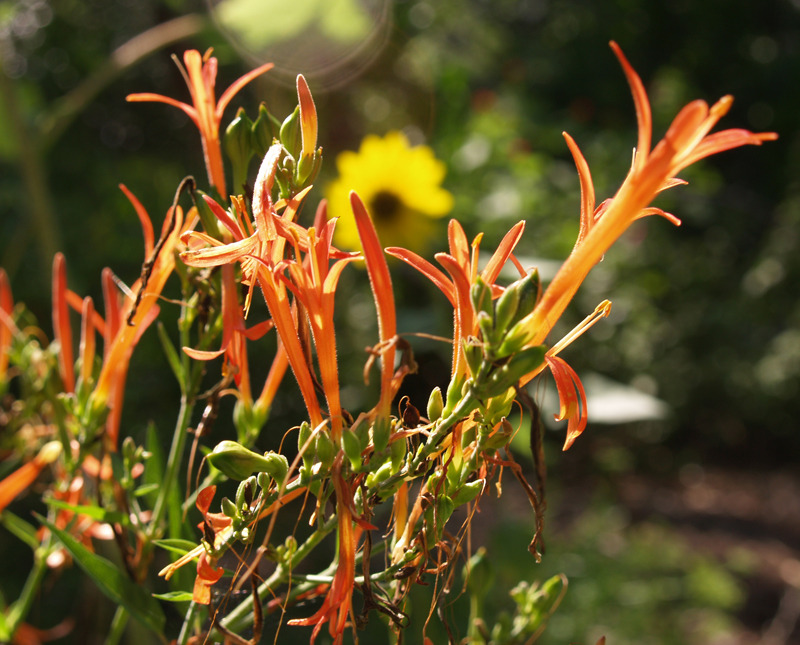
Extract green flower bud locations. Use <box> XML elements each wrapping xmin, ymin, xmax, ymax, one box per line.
<box><xmin>508</xmin><ymin>269</ymin><xmax>540</xmax><ymax>329</ymax></box>
<box><xmin>493</xmin><ymin>282</ymin><xmax>521</xmax><ymax>340</ymax></box>
<box><xmin>298</xmin><ymin>421</ymin><xmax>315</xmax><ymax>469</ymax></box>
<box><xmin>315</xmin><ymin>430</ymin><xmax>336</xmax><ymax>470</ymax></box>
<box><xmin>427</xmin><ymin>387</ymin><xmax>444</xmax><ymax>422</ymax></box>
<box><xmin>443</xmin><ymin>372</ymin><xmax>466</xmax><ymax>418</ymax></box>
<box><xmin>280</xmin><ymin>106</ymin><xmax>302</xmax><ymax>160</ymax></box>
<box><xmin>194</xmin><ymin>189</ymin><xmax>221</xmax><ymax>240</ymax></box>
<box><xmin>236</xmin><ymin>476</ymin><xmax>257</xmax><ymax>511</ymax></box>
<box><xmin>463</xmin><ymin>337</ymin><xmax>484</xmax><ymax>377</ymax></box>
<box><xmin>341</xmin><ymin>429</ymin><xmax>363</xmax><ymax>471</ymax></box>
<box><xmin>122</xmin><ymin>436</ymin><xmax>136</xmax><ymax>463</ymax></box>
<box><xmin>365</xmin><ymin>461</ymin><xmax>393</xmax><ymax>489</ymax></box>
<box><xmin>483</xmin><ymin>345</ymin><xmax>546</xmax><ymax>398</ymax></box>
<box><xmin>424</xmin><ymin>494</ymin><xmax>455</xmax><ymax>543</ymax></box>
<box><xmin>372</xmin><ymin>416</ymin><xmax>391</xmax><ymax>454</ymax></box>
<box><xmin>225</xmin><ymin>107</ymin><xmax>254</xmax><ymax>193</ymax></box>
<box><xmin>221</xmin><ymin>496</ymin><xmax>238</xmax><ymax>519</ymax></box>
<box><xmin>207</xmin><ymin>440</ymin><xmax>288</xmax><ymax>484</ymax></box>
<box><xmin>390</xmin><ymin>436</ymin><xmax>407</xmax><ymax>473</ymax></box>
<box><xmin>451</xmin><ymin>479</ymin><xmax>484</xmax><ymax>506</ymax></box>
<box><xmin>484</xmin><ymin>388</ymin><xmax>516</xmax><ymax>425</ymax></box>
<box><xmin>296</xmin><ymin>150</ymin><xmax>317</xmax><ymax>186</ymax></box>
<box><xmin>476</xmin><ymin>310</ymin><xmax>494</xmax><ymax>344</ymax></box>
<box><xmin>463</xmin><ymin>547</ymin><xmax>494</xmax><ymax>600</ymax></box>
<box><xmin>470</xmin><ymin>275</ymin><xmax>493</xmax><ymax>319</ymax></box>
<box><xmin>252</xmin><ymin>103</ymin><xmax>282</xmax><ymax>158</ymax></box>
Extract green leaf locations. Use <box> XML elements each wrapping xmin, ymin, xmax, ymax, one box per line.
<box><xmin>157</xmin><ymin>322</ymin><xmax>185</xmax><ymax>392</ymax></box>
<box><xmin>133</xmin><ymin>483</ymin><xmax>160</xmax><ymax>498</ymax></box>
<box><xmin>34</xmin><ymin>514</ymin><xmax>165</xmax><ymax>635</ymax></box>
<box><xmin>152</xmin><ymin>539</ymin><xmax>199</xmax><ymax>557</ymax></box>
<box><xmin>152</xmin><ymin>591</ymin><xmax>194</xmax><ymax>603</ymax></box>
<box><xmin>0</xmin><ymin>511</ymin><xmax>41</xmax><ymax>551</ymax></box>
<box><xmin>44</xmin><ymin>498</ymin><xmax>126</xmax><ymax>525</ymax></box>
<box><xmin>0</xmin><ymin>611</ymin><xmax>10</xmax><ymax>642</ymax></box>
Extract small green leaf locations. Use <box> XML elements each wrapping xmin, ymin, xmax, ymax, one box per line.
<box><xmin>44</xmin><ymin>498</ymin><xmax>126</xmax><ymax>525</ymax></box>
<box><xmin>157</xmin><ymin>322</ymin><xmax>185</xmax><ymax>392</ymax></box>
<box><xmin>152</xmin><ymin>591</ymin><xmax>194</xmax><ymax>603</ymax></box>
<box><xmin>133</xmin><ymin>483</ymin><xmax>160</xmax><ymax>498</ymax></box>
<box><xmin>34</xmin><ymin>514</ymin><xmax>166</xmax><ymax>635</ymax></box>
<box><xmin>0</xmin><ymin>511</ymin><xmax>41</xmax><ymax>551</ymax></box>
<box><xmin>153</xmin><ymin>539</ymin><xmax>199</xmax><ymax>557</ymax></box>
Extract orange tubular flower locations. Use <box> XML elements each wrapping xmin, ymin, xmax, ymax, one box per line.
<box><xmin>274</xmin><ymin>205</ymin><xmax>359</xmax><ymax>441</ymax></box>
<box><xmin>350</xmin><ymin>192</ymin><xmax>398</xmax><ymax>419</ymax></box>
<box><xmin>93</xmin><ymin>188</ymin><xmax>187</xmax><ymax>449</ymax></box>
<box><xmin>191</xmin><ymin>486</ymin><xmax>231</xmax><ymax>605</ymax></box>
<box><xmin>387</xmin><ymin>219</ymin><xmax>526</xmax><ymax>379</ymax></box>
<box><xmin>0</xmin><ymin>442</ymin><xmax>61</xmax><ymax>514</ymax></box>
<box><xmin>288</xmin><ymin>465</ymin><xmax>361</xmax><ymax>645</ymax></box>
<box><xmin>504</xmin><ymin>42</ymin><xmax>776</xmax><ymax>450</ymax></box>
<box><xmin>181</xmin><ymin>146</ymin><xmax>356</xmax><ymax>430</ymax></box>
<box><xmin>52</xmin><ymin>254</ymin><xmax>75</xmax><ymax>394</ymax></box>
<box><xmin>517</xmin><ymin>41</ymin><xmax>777</xmax><ymax>350</ymax></box>
<box><xmin>127</xmin><ymin>50</ymin><xmax>274</xmax><ymax>198</ymax></box>
<box><xmin>183</xmin><ymin>261</ymin><xmax>274</xmax><ymax>407</ymax></box>
<box><xmin>0</xmin><ymin>268</ymin><xmax>13</xmax><ymax>383</ymax></box>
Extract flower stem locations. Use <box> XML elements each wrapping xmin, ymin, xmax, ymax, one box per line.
<box><xmin>103</xmin><ymin>606</ymin><xmax>129</xmax><ymax>645</ymax></box>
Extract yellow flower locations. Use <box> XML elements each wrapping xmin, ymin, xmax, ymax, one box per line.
<box><xmin>326</xmin><ymin>131</ymin><xmax>454</xmax><ymax>251</ymax></box>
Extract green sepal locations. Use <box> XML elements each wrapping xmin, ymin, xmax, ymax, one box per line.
<box><xmin>194</xmin><ymin>189</ymin><xmax>222</xmax><ymax>240</ymax></box>
<box><xmin>315</xmin><ymin>431</ymin><xmax>336</xmax><ymax>471</ymax></box>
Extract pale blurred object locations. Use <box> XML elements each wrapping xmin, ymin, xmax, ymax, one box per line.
<box><xmin>208</xmin><ymin>0</ymin><xmax>393</xmax><ymax>89</ymax></box>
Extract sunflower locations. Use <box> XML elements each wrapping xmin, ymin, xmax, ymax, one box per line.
<box><xmin>326</xmin><ymin>131</ymin><xmax>453</xmax><ymax>251</ymax></box>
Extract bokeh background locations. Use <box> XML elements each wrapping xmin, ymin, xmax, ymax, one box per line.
<box><xmin>1</xmin><ymin>0</ymin><xmax>800</xmax><ymax>643</ymax></box>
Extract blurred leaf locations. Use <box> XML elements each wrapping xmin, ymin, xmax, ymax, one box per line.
<box><xmin>152</xmin><ymin>538</ymin><xmax>198</xmax><ymax>556</ymax></box>
<box><xmin>152</xmin><ymin>591</ymin><xmax>194</xmax><ymax>602</ymax></box>
<box><xmin>44</xmin><ymin>498</ymin><xmax>126</xmax><ymax>525</ymax></box>
<box><xmin>35</xmin><ymin>514</ymin><xmax>166</xmax><ymax>635</ymax></box>
<box><xmin>0</xmin><ymin>511</ymin><xmax>40</xmax><ymax>551</ymax></box>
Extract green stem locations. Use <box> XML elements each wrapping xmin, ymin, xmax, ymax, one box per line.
<box><xmin>6</xmin><ymin>548</ymin><xmax>49</xmax><ymax>632</ymax></box>
<box><xmin>176</xmin><ymin>602</ymin><xmax>199</xmax><ymax>645</ymax></box>
<box><xmin>104</xmin><ymin>606</ymin><xmax>129</xmax><ymax>645</ymax></box>
<box><xmin>149</xmin><ymin>394</ymin><xmax>193</xmax><ymax>538</ymax></box>
<box><xmin>218</xmin><ymin>514</ymin><xmax>338</xmax><ymax>635</ymax></box>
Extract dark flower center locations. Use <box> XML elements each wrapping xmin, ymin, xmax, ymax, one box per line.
<box><xmin>370</xmin><ymin>190</ymin><xmax>402</xmax><ymax>222</ymax></box>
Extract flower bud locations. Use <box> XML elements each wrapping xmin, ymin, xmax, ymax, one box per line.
<box><xmin>341</xmin><ymin>429</ymin><xmax>363</xmax><ymax>471</ymax></box>
<box><xmin>280</xmin><ymin>106</ymin><xmax>302</xmax><ymax>160</ymax></box>
<box><xmin>390</xmin><ymin>435</ymin><xmax>407</xmax><ymax>473</ymax></box>
<box><xmin>508</xmin><ymin>269</ymin><xmax>541</xmax><ymax>329</ymax></box>
<box><xmin>470</xmin><ymin>275</ymin><xmax>493</xmax><ymax>319</ymax></box>
<box><xmin>427</xmin><ymin>387</ymin><xmax>444</xmax><ymax>422</ymax></box>
<box><xmin>251</xmin><ymin>103</ymin><xmax>281</xmax><ymax>158</ymax></box>
<box><xmin>315</xmin><ymin>430</ymin><xmax>336</xmax><ymax>470</ymax></box>
<box><xmin>451</xmin><ymin>479</ymin><xmax>484</xmax><ymax>507</ymax></box>
<box><xmin>221</xmin><ymin>496</ymin><xmax>238</xmax><ymax>519</ymax></box>
<box><xmin>372</xmin><ymin>416</ymin><xmax>391</xmax><ymax>454</ymax></box>
<box><xmin>462</xmin><ymin>337</ymin><xmax>483</xmax><ymax>377</ymax></box>
<box><xmin>225</xmin><ymin>107</ymin><xmax>254</xmax><ymax>188</ymax></box>
<box><xmin>463</xmin><ymin>547</ymin><xmax>494</xmax><ymax>600</ymax></box>
<box><xmin>493</xmin><ymin>283</ymin><xmax>520</xmax><ymax>341</ymax></box>
<box><xmin>297</xmin><ymin>421</ymin><xmax>315</xmax><ymax>469</ymax></box>
<box><xmin>482</xmin><ymin>345</ymin><xmax>546</xmax><ymax>398</ymax></box>
<box><xmin>207</xmin><ymin>440</ymin><xmax>288</xmax><ymax>484</ymax></box>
